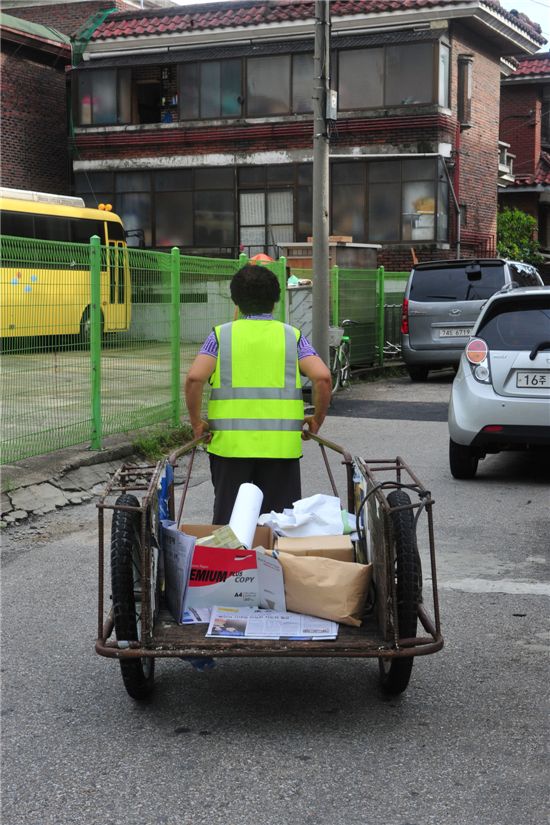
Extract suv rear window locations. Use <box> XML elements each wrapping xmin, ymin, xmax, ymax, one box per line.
<box><xmin>477</xmin><ymin>298</ymin><xmax>550</xmax><ymax>350</ymax></box>
<box><xmin>410</xmin><ymin>264</ymin><xmax>505</xmax><ymax>302</ymax></box>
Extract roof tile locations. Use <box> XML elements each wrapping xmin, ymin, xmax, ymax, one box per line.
<box><xmin>512</xmin><ymin>52</ymin><xmax>550</xmax><ymax>77</ymax></box>
<box><xmin>90</xmin><ymin>0</ymin><xmax>546</xmax><ymax>43</ymax></box>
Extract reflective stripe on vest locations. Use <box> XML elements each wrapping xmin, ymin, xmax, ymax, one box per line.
<box><xmin>207</xmin><ymin>319</ymin><xmax>304</xmax><ymax>459</ymax></box>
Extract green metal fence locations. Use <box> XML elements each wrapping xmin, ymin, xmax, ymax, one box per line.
<box><xmin>0</xmin><ymin>233</ymin><xmax>406</xmax><ymax>464</ymax></box>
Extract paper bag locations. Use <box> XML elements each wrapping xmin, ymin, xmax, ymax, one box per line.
<box><xmin>275</xmin><ymin>551</ymin><xmax>372</xmax><ymax>627</ymax></box>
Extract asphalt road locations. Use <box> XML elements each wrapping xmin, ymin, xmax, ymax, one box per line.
<box><xmin>2</xmin><ymin>373</ymin><xmax>549</xmax><ymax>825</ymax></box>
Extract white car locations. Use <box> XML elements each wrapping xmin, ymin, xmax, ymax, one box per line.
<box><xmin>448</xmin><ymin>286</ymin><xmax>550</xmax><ymax>478</ymax></box>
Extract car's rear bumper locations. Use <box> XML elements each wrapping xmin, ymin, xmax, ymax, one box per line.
<box><xmin>449</xmin><ymin>365</ymin><xmax>550</xmax><ymax>447</ymax></box>
<box><xmin>401</xmin><ymin>336</ymin><xmax>464</xmax><ymax>367</ymax></box>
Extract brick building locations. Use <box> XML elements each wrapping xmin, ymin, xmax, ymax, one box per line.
<box><xmin>68</xmin><ymin>0</ymin><xmax>545</xmax><ymax>268</ymax></box>
<box><xmin>0</xmin><ymin>13</ymin><xmax>72</xmax><ymax>192</ymax></box>
<box><xmin>499</xmin><ymin>52</ymin><xmax>550</xmax><ymax>280</ymax></box>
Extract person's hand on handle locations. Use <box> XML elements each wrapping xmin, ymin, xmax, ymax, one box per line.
<box><xmin>192</xmin><ymin>419</ymin><xmax>212</xmax><ymax>441</ymax></box>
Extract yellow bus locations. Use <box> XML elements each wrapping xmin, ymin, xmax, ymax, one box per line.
<box><xmin>0</xmin><ymin>187</ymin><xmax>131</xmax><ymax>342</ymax></box>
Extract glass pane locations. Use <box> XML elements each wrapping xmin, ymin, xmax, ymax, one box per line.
<box><xmin>297</xmin><ymin>186</ymin><xmax>312</xmax><ymax>239</ymax></box>
<box><xmin>71</xmin><ymin>219</ymin><xmax>105</xmax><ymax>244</ymax></box>
<box><xmin>369</xmin><ymin>161</ymin><xmax>400</xmax><ymax>183</ymax></box>
<box><xmin>247</xmin><ymin>56</ymin><xmax>290</xmax><ymax>115</ymax></box>
<box><xmin>369</xmin><ymin>182</ymin><xmax>400</xmax><ymax>242</ymax></box>
<box><xmin>116</xmin><ymin>172</ymin><xmax>150</xmax><ymax>193</ymax></box>
<box><xmin>239</xmin><ymin>167</ymin><xmax>265</xmax><ymax>185</ymax></box>
<box><xmin>332</xmin><ymin>184</ymin><xmax>365</xmax><ymax>239</ymax></box>
<box><xmin>269</xmin><ymin>225</ymin><xmax>293</xmax><ymax>256</ymax></box>
<box><xmin>403</xmin><ymin>158</ymin><xmax>435</xmax><ymax>180</ymax></box>
<box><xmin>180</xmin><ymin>63</ymin><xmax>199</xmax><ymax>119</ymax></box>
<box><xmin>437</xmin><ymin>179</ymin><xmax>448</xmax><ymax>242</ymax></box>
<box><xmin>91</xmin><ymin>69</ymin><xmax>117</xmax><ymax>125</ymax></box>
<box><xmin>201</xmin><ymin>61</ymin><xmax>220</xmax><ymax>118</ymax></box>
<box><xmin>267</xmin><ymin>190</ymin><xmax>293</xmax><ymax>224</ymax></box>
<box><xmin>267</xmin><ymin>165</ymin><xmax>294</xmax><ymax>184</ymax></box>
<box><xmin>298</xmin><ymin>164</ymin><xmax>312</xmax><ymax>185</ymax></box>
<box><xmin>155</xmin><ymin>170</ymin><xmax>193</xmax><ymax>191</ymax></box>
<box><xmin>156</xmin><ymin>191</ymin><xmax>193</xmax><ymax>246</ymax></box>
<box><xmin>402</xmin><ymin>181</ymin><xmax>435</xmax><ymax>242</ymax></box>
<box><xmin>195</xmin><ymin>168</ymin><xmax>233</xmax><ymax>189</ymax></box>
<box><xmin>118</xmin><ymin>68</ymin><xmax>132</xmax><ymax>124</ymax></box>
<box><xmin>74</xmin><ymin>171</ymin><xmax>113</xmax><ymax>194</ymax></box>
<box><xmin>78</xmin><ymin>73</ymin><xmax>92</xmax><ymax>125</ymax></box>
<box><xmin>240</xmin><ymin>226</ymin><xmax>265</xmax><ymax>246</ymax></box>
<box><xmin>240</xmin><ymin>192</ymin><xmax>265</xmax><ymax>225</ymax></box>
<box><xmin>33</xmin><ymin>215</ymin><xmax>70</xmax><ymax>242</ymax></box>
<box><xmin>293</xmin><ymin>53</ymin><xmax>313</xmax><ymax>113</ymax></box>
<box><xmin>117</xmin><ymin>192</ymin><xmax>151</xmax><ymax>246</ymax></box>
<box><xmin>195</xmin><ymin>190</ymin><xmax>234</xmax><ymax>245</ymax></box>
<box><xmin>333</xmin><ymin>162</ymin><xmax>365</xmax><ymax>185</ymax></box>
<box><xmin>0</xmin><ymin>211</ymin><xmax>34</xmax><ymax>237</ymax></box>
<box><xmin>439</xmin><ymin>43</ymin><xmax>450</xmax><ymax>107</ymax></box>
<box><xmin>386</xmin><ymin>43</ymin><xmax>433</xmax><ymax>106</ymax></box>
<box><xmin>221</xmin><ymin>59</ymin><xmax>241</xmax><ymax>116</ymax></box>
<box><xmin>339</xmin><ymin>48</ymin><xmax>383</xmax><ymax>109</ymax></box>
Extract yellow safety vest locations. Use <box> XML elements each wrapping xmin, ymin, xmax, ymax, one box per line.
<box><xmin>207</xmin><ymin>319</ymin><xmax>304</xmax><ymax>458</ymax></box>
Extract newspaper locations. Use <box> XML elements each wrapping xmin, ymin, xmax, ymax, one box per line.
<box><xmin>206</xmin><ymin>606</ymin><xmax>338</xmax><ymax>640</ymax></box>
<box><xmin>180</xmin><ymin>607</ymin><xmax>212</xmax><ymax>624</ymax></box>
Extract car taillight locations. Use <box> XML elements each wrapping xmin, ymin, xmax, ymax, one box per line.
<box><xmin>465</xmin><ymin>338</ymin><xmax>488</xmax><ymax>364</ymax></box>
<box><xmin>401</xmin><ymin>298</ymin><xmax>409</xmax><ymax>335</ymax></box>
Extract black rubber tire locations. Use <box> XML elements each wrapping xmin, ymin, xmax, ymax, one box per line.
<box><xmin>406</xmin><ymin>365</ymin><xmax>429</xmax><ymax>382</ymax></box>
<box><xmin>378</xmin><ymin>489</ymin><xmax>421</xmax><ymax>696</ymax></box>
<box><xmin>329</xmin><ymin>345</ymin><xmax>342</xmax><ymax>392</ymax></box>
<box><xmin>78</xmin><ymin>306</ymin><xmax>104</xmax><ymax>347</ymax></box>
<box><xmin>111</xmin><ymin>493</ymin><xmax>155</xmax><ymax>700</ymax></box>
<box><xmin>449</xmin><ymin>438</ymin><xmax>479</xmax><ymax>479</ymax></box>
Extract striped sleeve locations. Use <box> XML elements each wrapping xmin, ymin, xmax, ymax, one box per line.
<box><xmin>297</xmin><ymin>333</ymin><xmax>317</xmax><ymax>359</ymax></box>
<box><xmin>199</xmin><ymin>331</ymin><xmax>218</xmax><ymax>357</ymax></box>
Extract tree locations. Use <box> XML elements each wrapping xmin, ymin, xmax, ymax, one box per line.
<box><xmin>497</xmin><ymin>208</ymin><xmax>543</xmax><ymax>264</ymax></box>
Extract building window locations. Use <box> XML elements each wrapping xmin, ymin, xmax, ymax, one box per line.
<box><xmin>332</xmin><ymin>162</ymin><xmax>367</xmax><ymax>238</ymax></box>
<box><xmin>338</xmin><ymin>41</ymin><xmax>442</xmax><ymax>110</ymax></box>
<box><xmin>77</xmin><ymin>69</ymin><xmax>131</xmax><ymax>126</ymax></box>
<box><xmin>457</xmin><ymin>54</ymin><xmax>473</xmax><ymax>129</ymax></box>
<box><xmin>238</xmin><ymin>166</ymin><xmax>294</xmax><ymax>256</ymax></box>
<box><xmin>247</xmin><ymin>55</ymin><xmax>291</xmax><ymax>116</ymax></box>
<box><xmin>179</xmin><ymin>59</ymin><xmax>241</xmax><ymax>119</ymax></box>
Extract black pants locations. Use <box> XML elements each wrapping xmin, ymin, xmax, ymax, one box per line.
<box><xmin>209</xmin><ymin>454</ymin><xmax>302</xmax><ymax>525</ymax></box>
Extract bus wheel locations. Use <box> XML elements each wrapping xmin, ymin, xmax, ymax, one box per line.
<box><xmin>79</xmin><ymin>307</ymin><xmax>103</xmax><ymax>347</ymax></box>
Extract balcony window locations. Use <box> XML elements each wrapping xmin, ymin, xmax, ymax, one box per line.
<box><xmin>339</xmin><ymin>41</ymin><xmax>445</xmax><ymax>110</ymax></box>
<box><xmin>77</xmin><ymin>69</ymin><xmax>128</xmax><ymax>126</ymax></box>
<box><xmin>180</xmin><ymin>59</ymin><xmax>242</xmax><ymax>119</ymax></box>
<box><xmin>247</xmin><ymin>55</ymin><xmax>291</xmax><ymax>116</ymax></box>
<box><xmin>292</xmin><ymin>53</ymin><xmax>314</xmax><ymax>113</ymax></box>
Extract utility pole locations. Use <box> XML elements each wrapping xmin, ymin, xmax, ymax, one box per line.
<box><xmin>311</xmin><ymin>0</ymin><xmax>330</xmax><ymax>365</ymax></box>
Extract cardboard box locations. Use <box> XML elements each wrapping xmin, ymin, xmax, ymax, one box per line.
<box><xmin>178</xmin><ymin>524</ymin><xmax>282</xmax><ymax>614</ymax></box>
<box><xmin>275</xmin><ymin>534</ymin><xmax>354</xmax><ymax>562</ymax></box>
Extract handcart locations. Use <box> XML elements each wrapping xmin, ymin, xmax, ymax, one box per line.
<box><xmin>96</xmin><ymin>435</ymin><xmax>443</xmax><ymax>700</ymax></box>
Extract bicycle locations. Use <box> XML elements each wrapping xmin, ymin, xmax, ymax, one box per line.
<box><xmin>329</xmin><ymin>319</ymin><xmax>358</xmax><ymax>392</ymax></box>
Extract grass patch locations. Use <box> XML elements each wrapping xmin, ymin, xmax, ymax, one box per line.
<box><xmin>132</xmin><ymin>423</ymin><xmax>194</xmax><ymax>461</ymax></box>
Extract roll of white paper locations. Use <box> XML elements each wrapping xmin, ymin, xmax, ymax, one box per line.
<box><xmin>229</xmin><ymin>483</ymin><xmax>264</xmax><ymax>549</ymax></box>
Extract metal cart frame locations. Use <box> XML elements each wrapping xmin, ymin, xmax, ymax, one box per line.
<box><xmin>96</xmin><ymin>435</ymin><xmax>443</xmax><ymax>697</ymax></box>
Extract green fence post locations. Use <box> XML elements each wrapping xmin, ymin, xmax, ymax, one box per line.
<box><xmin>239</xmin><ymin>251</ymin><xmax>248</xmax><ymax>268</ymax></box>
<box><xmin>171</xmin><ymin>247</ymin><xmax>181</xmax><ymax>427</ymax></box>
<box><xmin>90</xmin><ymin>235</ymin><xmax>102</xmax><ymax>450</ymax></box>
<box><xmin>377</xmin><ymin>266</ymin><xmax>385</xmax><ymax>366</ymax></box>
<box><xmin>330</xmin><ymin>265</ymin><xmax>340</xmax><ymax>325</ymax></box>
<box><xmin>277</xmin><ymin>255</ymin><xmax>287</xmax><ymax>322</ymax></box>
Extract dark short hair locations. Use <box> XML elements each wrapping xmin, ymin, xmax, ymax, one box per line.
<box><xmin>230</xmin><ymin>264</ymin><xmax>280</xmax><ymax>314</ymax></box>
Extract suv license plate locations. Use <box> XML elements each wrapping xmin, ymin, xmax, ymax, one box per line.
<box><xmin>439</xmin><ymin>328</ymin><xmax>472</xmax><ymax>337</ymax></box>
<box><xmin>516</xmin><ymin>372</ymin><xmax>549</xmax><ymax>388</ymax></box>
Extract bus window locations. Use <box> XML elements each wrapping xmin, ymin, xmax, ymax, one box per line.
<box><xmin>105</xmin><ymin>221</ymin><xmax>124</xmax><ymax>242</ymax></box>
<box><xmin>34</xmin><ymin>215</ymin><xmax>71</xmax><ymax>242</ymax></box>
<box><xmin>1</xmin><ymin>210</ymin><xmax>34</xmax><ymax>236</ymax></box>
<box><xmin>70</xmin><ymin>218</ymin><xmax>106</xmax><ymax>244</ymax></box>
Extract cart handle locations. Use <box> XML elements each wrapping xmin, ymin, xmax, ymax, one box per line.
<box><xmin>167</xmin><ymin>434</ymin><xmax>210</xmax><ymax>466</ymax></box>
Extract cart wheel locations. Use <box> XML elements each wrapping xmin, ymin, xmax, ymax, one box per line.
<box><xmin>111</xmin><ymin>493</ymin><xmax>155</xmax><ymax>700</ymax></box>
<box><xmin>378</xmin><ymin>489</ymin><xmax>421</xmax><ymax>696</ymax></box>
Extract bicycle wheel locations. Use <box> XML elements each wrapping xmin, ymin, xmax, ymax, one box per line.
<box><xmin>111</xmin><ymin>493</ymin><xmax>155</xmax><ymax>700</ymax></box>
<box><xmin>378</xmin><ymin>490</ymin><xmax>422</xmax><ymax>696</ymax></box>
<box><xmin>329</xmin><ymin>345</ymin><xmax>342</xmax><ymax>393</ymax></box>
<box><xmin>339</xmin><ymin>341</ymin><xmax>351</xmax><ymax>387</ymax></box>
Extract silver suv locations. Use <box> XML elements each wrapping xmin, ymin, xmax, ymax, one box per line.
<box><xmin>400</xmin><ymin>258</ymin><xmax>543</xmax><ymax>381</ymax></box>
